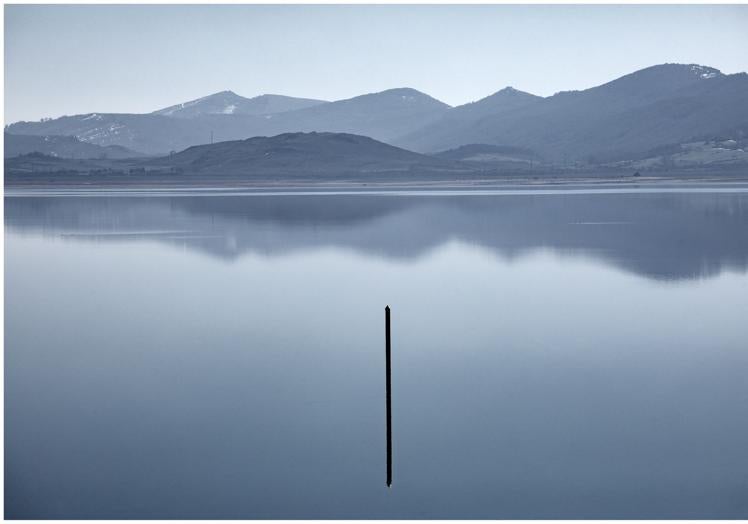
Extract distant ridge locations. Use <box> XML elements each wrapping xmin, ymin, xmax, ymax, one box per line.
<box><xmin>395</xmin><ymin>63</ymin><xmax>748</xmax><ymax>161</ymax></box>
<box><xmin>4</xmin><ymin>132</ymin><xmax>143</xmax><ymax>159</ymax></box>
<box><xmin>394</xmin><ymin>87</ymin><xmax>542</xmax><ymax>153</ymax></box>
<box><xmin>152</xmin><ymin>91</ymin><xmax>327</xmax><ymax>118</ymax></box>
<box><xmin>244</xmin><ymin>87</ymin><xmax>451</xmax><ymax>143</ymax></box>
<box><xmin>6</xmin><ymin>87</ymin><xmax>451</xmax><ymax>155</ymax></box>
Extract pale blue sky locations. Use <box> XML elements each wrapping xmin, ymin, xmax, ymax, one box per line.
<box><xmin>4</xmin><ymin>4</ymin><xmax>748</xmax><ymax>123</ymax></box>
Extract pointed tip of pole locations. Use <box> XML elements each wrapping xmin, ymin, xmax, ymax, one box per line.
<box><xmin>385</xmin><ymin>305</ymin><xmax>390</xmax><ymax>311</ymax></box>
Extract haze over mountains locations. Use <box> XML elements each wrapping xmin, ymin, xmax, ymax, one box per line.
<box><xmin>5</xmin><ymin>63</ymin><xmax>748</xmax><ymax>170</ymax></box>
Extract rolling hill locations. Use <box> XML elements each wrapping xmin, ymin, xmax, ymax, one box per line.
<box><xmin>146</xmin><ymin>131</ymin><xmax>462</xmax><ymax>176</ymax></box>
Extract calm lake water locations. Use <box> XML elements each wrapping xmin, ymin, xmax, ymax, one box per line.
<box><xmin>5</xmin><ymin>187</ymin><xmax>748</xmax><ymax>518</ymax></box>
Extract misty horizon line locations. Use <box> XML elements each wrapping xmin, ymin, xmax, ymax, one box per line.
<box><xmin>8</xmin><ymin>61</ymin><xmax>747</xmax><ymax>125</ymax></box>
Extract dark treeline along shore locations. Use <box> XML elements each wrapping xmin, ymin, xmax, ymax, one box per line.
<box><xmin>5</xmin><ymin>63</ymin><xmax>748</xmax><ymax>186</ymax></box>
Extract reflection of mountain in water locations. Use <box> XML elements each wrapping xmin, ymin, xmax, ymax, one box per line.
<box><xmin>5</xmin><ymin>191</ymin><xmax>748</xmax><ymax>281</ymax></box>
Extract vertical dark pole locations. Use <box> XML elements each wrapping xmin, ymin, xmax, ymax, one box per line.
<box><xmin>385</xmin><ymin>305</ymin><xmax>392</xmax><ymax>488</ymax></box>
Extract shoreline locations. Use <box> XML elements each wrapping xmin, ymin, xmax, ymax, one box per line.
<box><xmin>6</xmin><ymin>164</ymin><xmax>748</xmax><ymax>193</ymax></box>
<box><xmin>6</xmin><ymin>175</ymin><xmax>748</xmax><ymax>197</ymax></box>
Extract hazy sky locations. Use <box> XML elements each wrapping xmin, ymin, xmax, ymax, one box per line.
<box><xmin>4</xmin><ymin>4</ymin><xmax>748</xmax><ymax>123</ymax></box>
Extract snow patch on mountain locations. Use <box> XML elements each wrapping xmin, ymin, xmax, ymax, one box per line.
<box><xmin>690</xmin><ymin>64</ymin><xmax>721</xmax><ymax>79</ymax></box>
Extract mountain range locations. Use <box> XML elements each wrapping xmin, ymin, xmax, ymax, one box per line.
<box><xmin>6</xmin><ymin>87</ymin><xmax>450</xmax><ymax>156</ymax></box>
<box><xmin>399</xmin><ymin>64</ymin><xmax>748</xmax><ymax>162</ymax></box>
<box><xmin>5</xmin><ymin>63</ymin><xmax>748</xmax><ymax>168</ymax></box>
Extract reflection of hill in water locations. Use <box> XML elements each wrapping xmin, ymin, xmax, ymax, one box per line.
<box><xmin>6</xmin><ymin>191</ymin><xmax>748</xmax><ymax>281</ymax></box>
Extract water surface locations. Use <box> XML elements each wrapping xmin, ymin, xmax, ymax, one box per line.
<box><xmin>5</xmin><ymin>188</ymin><xmax>748</xmax><ymax>518</ymax></box>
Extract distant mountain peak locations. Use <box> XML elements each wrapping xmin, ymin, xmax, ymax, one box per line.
<box><xmin>625</xmin><ymin>62</ymin><xmax>724</xmax><ymax>80</ymax></box>
<box><xmin>199</xmin><ymin>90</ymin><xmax>241</xmax><ymax>99</ymax></box>
<box><xmin>488</xmin><ymin>86</ymin><xmax>538</xmax><ymax>98</ymax></box>
<box><xmin>152</xmin><ymin>91</ymin><xmax>327</xmax><ymax>118</ymax></box>
<box><xmin>640</xmin><ymin>63</ymin><xmax>723</xmax><ymax>79</ymax></box>
<box><xmin>153</xmin><ymin>90</ymin><xmax>246</xmax><ymax>116</ymax></box>
<box><xmin>199</xmin><ymin>90</ymin><xmax>241</xmax><ymax>100</ymax></box>
<box><xmin>346</xmin><ymin>88</ymin><xmax>451</xmax><ymax>109</ymax></box>
<box><xmin>687</xmin><ymin>64</ymin><xmax>722</xmax><ymax>79</ymax></box>
<box><xmin>452</xmin><ymin>86</ymin><xmax>540</xmax><ymax>113</ymax></box>
<box><xmin>587</xmin><ymin>63</ymin><xmax>727</xmax><ymax>98</ymax></box>
<box><xmin>380</xmin><ymin>87</ymin><xmax>428</xmax><ymax>96</ymax></box>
